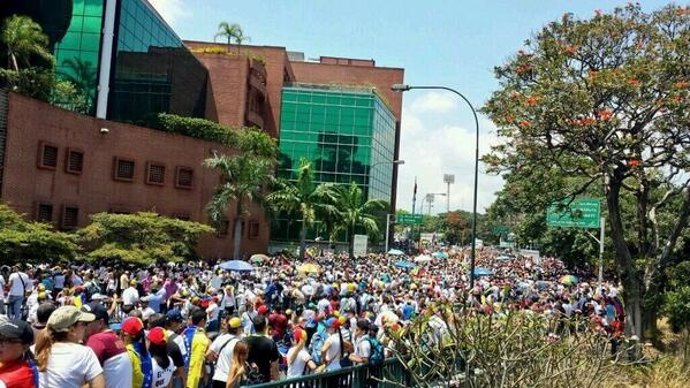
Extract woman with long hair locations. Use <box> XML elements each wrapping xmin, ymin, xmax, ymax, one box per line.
<box><xmin>225</xmin><ymin>341</ymin><xmax>248</xmax><ymax>388</ymax></box>
<box><xmin>147</xmin><ymin>327</ymin><xmax>174</xmax><ymax>388</ymax></box>
<box><xmin>286</xmin><ymin>327</ymin><xmax>318</xmax><ymax>378</ymax></box>
<box><xmin>0</xmin><ymin>319</ymin><xmax>38</xmax><ymax>388</ymax></box>
<box><xmin>121</xmin><ymin>317</ymin><xmax>152</xmax><ymax>388</ymax></box>
<box><xmin>35</xmin><ymin>305</ymin><xmax>105</xmax><ymax>388</ymax></box>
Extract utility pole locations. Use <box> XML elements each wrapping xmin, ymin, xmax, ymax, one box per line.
<box><xmin>443</xmin><ymin>174</ymin><xmax>454</xmax><ymax>214</ymax></box>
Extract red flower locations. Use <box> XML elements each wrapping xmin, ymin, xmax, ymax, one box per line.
<box><xmin>519</xmin><ymin>120</ymin><xmax>531</xmax><ymax>128</ymax></box>
<box><xmin>628</xmin><ymin>78</ymin><xmax>641</xmax><ymax>87</ymax></box>
<box><xmin>563</xmin><ymin>45</ymin><xmax>578</xmax><ymax>55</ymax></box>
<box><xmin>526</xmin><ymin>96</ymin><xmax>541</xmax><ymax>106</ymax></box>
<box><xmin>598</xmin><ymin>109</ymin><xmax>613</xmax><ymax>121</ymax></box>
<box><xmin>628</xmin><ymin>159</ymin><xmax>640</xmax><ymax>167</ymax></box>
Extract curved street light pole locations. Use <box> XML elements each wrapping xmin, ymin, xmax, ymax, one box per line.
<box><xmin>391</xmin><ymin>84</ymin><xmax>480</xmax><ymax>290</ymax></box>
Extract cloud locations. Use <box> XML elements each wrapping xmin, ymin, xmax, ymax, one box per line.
<box><xmin>395</xmin><ymin>91</ymin><xmax>505</xmax><ymax>214</ymax></box>
<box><xmin>409</xmin><ymin>91</ymin><xmax>457</xmax><ymax>113</ymax></box>
<box><xmin>148</xmin><ymin>0</ymin><xmax>191</xmax><ymax>26</ymax></box>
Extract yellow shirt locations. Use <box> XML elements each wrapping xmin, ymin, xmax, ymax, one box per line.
<box><xmin>126</xmin><ymin>344</ymin><xmax>144</xmax><ymax>388</ymax></box>
<box><xmin>186</xmin><ymin>328</ymin><xmax>210</xmax><ymax>388</ymax></box>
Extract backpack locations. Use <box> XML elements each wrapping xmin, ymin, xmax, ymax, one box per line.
<box><xmin>309</xmin><ymin>331</ymin><xmax>326</xmax><ymax>365</ymax></box>
<box><xmin>367</xmin><ymin>337</ymin><xmax>384</xmax><ymax>366</ymax></box>
<box><xmin>243</xmin><ymin>362</ymin><xmax>266</xmax><ymax>385</ymax></box>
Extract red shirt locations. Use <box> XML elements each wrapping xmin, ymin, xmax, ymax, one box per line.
<box><xmin>268</xmin><ymin>313</ymin><xmax>288</xmax><ymax>339</ymax></box>
<box><xmin>0</xmin><ymin>359</ymin><xmax>36</xmax><ymax>388</ymax></box>
<box><xmin>86</xmin><ymin>330</ymin><xmax>127</xmax><ymax>365</ymax></box>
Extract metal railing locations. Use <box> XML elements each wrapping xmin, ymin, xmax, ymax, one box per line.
<box><xmin>242</xmin><ymin>358</ymin><xmax>410</xmax><ymax>388</ymax></box>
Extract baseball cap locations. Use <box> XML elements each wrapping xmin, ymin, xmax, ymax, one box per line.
<box><xmin>293</xmin><ymin>327</ymin><xmax>307</xmax><ymax>343</ymax></box>
<box><xmin>82</xmin><ymin>302</ymin><xmax>109</xmax><ymax>323</ymax></box>
<box><xmin>0</xmin><ymin>319</ymin><xmax>33</xmax><ymax>344</ymax></box>
<box><xmin>257</xmin><ymin>305</ymin><xmax>269</xmax><ymax>315</ymax></box>
<box><xmin>121</xmin><ymin>317</ymin><xmax>144</xmax><ymax>336</ymax></box>
<box><xmin>148</xmin><ymin>327</ymin><xmax>166</xmax><ymax>346</ymax></box>
<box><xmin>47</xmin><ymin>306</ymin><xmax>95</xmax><ymax>333</ymax></box>
<box><xmin>166</xmin><ymin>308</ymin><xmax>183</xmax><ymax>322</ymax></box>
<box><xmin>228</xmin><ymin>317</ymin><xmax>242</xmax><ymax>329</ymax></box>
<box><xmin>325</xmin><ymin>317</ymin><xmax>339</xmax><ymax>329</ymax></box>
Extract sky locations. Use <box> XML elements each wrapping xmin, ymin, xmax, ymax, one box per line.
<box><xmin>149</xmin><ymin>0</ymin><xmax>674</xmax><ymax>214</ymax></box>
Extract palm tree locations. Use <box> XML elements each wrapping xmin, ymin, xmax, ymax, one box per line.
<box><xmin>214</xmin><ymin>22</ymin><xmax>250</xmax><ymax>53</ymax></box>
<box><xmin>1</xmin><ymin>15</ymin><xmax>51</xmax><ymax>72</ymax></box>
<box><xmin>61</xmin><ymin>58</ymin><xmax>97</xmax><ymax>98</ymax></box>
<box><xmin>205</xmin><ymin>154</ymin><xmax>274</xmax><ymax>259</ymax></box>
<box><xmin>329</xmin><ymin>182</ymin><xmax>388</xmax><ymax>259</ymax></box>
<box><xmin>265</xmin><ymin>159</ymin><xmax>338</xmax><ymax>260</ymax></box>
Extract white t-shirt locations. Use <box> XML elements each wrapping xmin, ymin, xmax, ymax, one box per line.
<box><xmin>8</xmin><ymin>272</ymin><xmax>30</xmax><ymax>297</ymax></box>
<box><xmin>323</xmin><ymin>333</ymin><xmax>341</xmax><ymax>371</ymax></box>
<box><xmin>286</xmin><ymin>348</ymin><xmax>311</xmax><ymax>378</ymax></box>
<box><xmin>152</xmin><ymin>356</ymin><xmax>175</xmax><ymax>388</ymax></box>
<box><xmin>103</xmin><ymin>352</ymin><xmax>132</xmax><ymax>388</ymax></box>
<box><xmin>355</xmin><ymin>335</ymin><xmax>372</xmax><ymax>359</ymax></box>
<box><xmin>122</xmin><ymin>287</ymin><xmax>139</xmax><ymax>305</ymax></box>
<box><xmin>210</xmin><ymin>334</ymin><xmax>239</xmax><ymax>382</ymax></box>
<box><xmin>38</xmin><ymin>342</ymin><xmax>103</xmax><ymax>388</ymax></box>
<box><xmin>0</xmin><ymin>275</ymin><xmax>5</xmax><ymax>298</ymax></box>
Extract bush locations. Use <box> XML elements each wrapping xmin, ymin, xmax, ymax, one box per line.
<box><xmin>384</xmin><ymin>305</ymin><xmax>622</xmax><ymax>388</ymax></box>
<box><xmin>664</xmin><ymin>287</ymin><xmax>690</xmax><ymax>333</ymax></box>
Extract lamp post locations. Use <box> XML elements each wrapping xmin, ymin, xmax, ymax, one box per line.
<box><xmin>392</xmin><ymin>83</ymin><xmax>480</xmax><ymax>290</ymax></box>
<box><xmin>443</xmin><ymin>174</ymin><xmax>455</xmax><ymax>214</ymax></box>
<box><xmin>425</xmin><ymin>192</ymin><xmax>446</xmax><ymax>215</ymax></box>
<box><xmin>372</xmin><ymin>159</ymin><xmax>405</xmax><ymax>253</ymax></box>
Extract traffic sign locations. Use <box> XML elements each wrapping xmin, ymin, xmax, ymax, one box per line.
<box><xmin>396</xmin><ymin>213</ymin><xmax>424</xmax><ymax>225</ymax></box>
<box><xmin>492</xmin><ymin>225</ymin><xmax>509</xmax><ymax>236</ymax></box>
<box><xmin>546</xmin><ymin>198</ymin><xmax>600</xmax><ymax>229</ymax></box>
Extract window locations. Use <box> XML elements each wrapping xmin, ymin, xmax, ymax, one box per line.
<box><xmin>61</xmin><ymin>206</ymin><xmax>79</xmax><ymax>230</ymax></box>
<box><xmin>176</xmin><ymin>166</ymin><xmax>194</xmax><ymax>189</ymax></box>
<box><xmin>36</xmin><ymin>203</ymin><xmax>53</xmax><ymax>222</ymax></box>
<box><xmin>173</xmin><ymin>213</ymin><xmax>190</xmax><ymax>221</ymax></box>
<box><xmin>37</xmin><ymin>142</ymin><xmax>58</xmax><ymax>170</ymax></box>
<box><xmin>146</xmin><ymin>162</ymin><xmax>165</xmax><ymax>185</ymax></box>
<box><xmin>216</xmin><ymin>219</ymin><xmax>229</xmax><ymax>237</ymax></box>
<box><xmin>65</xmin><ymin>148</ymin><xmax>84</xmax><ymax>174</ymax></box>
<box><xmin>114</xmin><ymin>157</ymin><xmax>135</xmax><ymax>181</ymax></box>
<box><xmin>249</xmin><ymin>221</ymin><xmax>260</xmax><ymax>240</ymax></box>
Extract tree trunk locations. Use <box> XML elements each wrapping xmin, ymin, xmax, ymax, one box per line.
<box><xmin>299</xmin><ymin>219</ymin><xmax>307</xmax><ymax>260</ymax></box>
<box><xmin>348</xmin><ymin>226</ymin><xmax>355</xmax><ymax>259</ymax></box>
<box><xmin>10</xmin><ymin>52</ymin><xmax>19</xmax><ymax>73</ymax></box>
<box><xmin>606</xmin><ymin>177</ymin><xmax>643</xmax><ymax>338</ymax></box>
<box><xmin>233</xmin><ymin>217</ymin><xmax>242</xmax><ymax>259</ymax></box>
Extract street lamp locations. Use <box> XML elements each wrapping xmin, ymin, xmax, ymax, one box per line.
<box><xmin>425</xmin><ymin>192</ymin><xmax>446</xmax><ymax>215</ymax></box>
<box><xmin>392</xmin><ymin>83</ymin><xmax>480</xmax><ymax>290</ymax></box>
<box><xmin>373</xmin><ymin>159</ymin><xmax>405</xmax><ymax>254</ymax></box>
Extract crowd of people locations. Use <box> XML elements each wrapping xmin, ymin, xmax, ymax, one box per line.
<box><xmin>0</xmin><ymin>246</ymin><xmax>626</xmax><ymax>388</ymax></box>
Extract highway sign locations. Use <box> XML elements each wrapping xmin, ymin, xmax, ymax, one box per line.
<box><xmin>546</xmin><ymin>198</ymin><xmax>600</xmax><ymax>229</ymax></box>
<box><xmin>396</xmin><ymin>213</ymin><xmax>424</xmax><ymax>225</ymax></box>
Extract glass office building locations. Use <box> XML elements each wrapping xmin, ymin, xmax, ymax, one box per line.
<box><xmin>46</xmin><ymin>0</ymin><xmax>207</xmax><ymax>122</ymax></box>
<box><xmin>273</xmin><ymin>85</ymin><xmax>396</xmax><ymax>241</ymax></box>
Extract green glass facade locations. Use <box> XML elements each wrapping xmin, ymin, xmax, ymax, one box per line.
<box><xmin>274</xmin><ymin>86</ymin><xmax>396</xmax><ymax>242</ymax></box>
<box><xmin>53</xmin><ymin>0</ymin><xmax>104</xmax><ymax>115</ymax></box>
<box><xmin>108</xmin><ymin>0</ymin><xmax>207</xmax><ymax>123</ymax></box>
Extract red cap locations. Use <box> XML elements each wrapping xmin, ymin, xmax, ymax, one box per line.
<box><xmin>121</xmin><ymin>317</ymin><xmax>144</xmax><ymax>336</ymax></box>
<box><xmin>148</xmin><ymin>327</ymin><xmax>166</xmax><ymax>346</ymax></box>
<box><xmin>293</xmin><ymin>327</ymin><xmax>307</xmax><ymax>343</ymax></box>
<box><xmin>257</xmin><ymin>305</ymin><xmax>269</xmax><ymax>315</ymax></box>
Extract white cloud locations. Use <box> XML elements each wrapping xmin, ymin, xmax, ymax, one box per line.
<box><xmin>148</xmin><ymin>0</ymin><xmax>191</xmax><ymax>26</ymax></box>
<box><xmin>409</xmin><ymin>91</ymin><xmax>457</xmax><ymax>113</ymax></box>
<box><xmin>396</xmin><ymin>91</ymin><xmax>505</xmax><ymax>215</ymax></box>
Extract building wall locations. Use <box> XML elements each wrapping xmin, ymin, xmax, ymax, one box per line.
<box><xmin>185</xmin><ymin>42</ymin><xmax>295</xmax><ymax>138</ymax></box>
<box><xmin>0</xmin><ymin>93</ymin><xmax>268</xmax><ymax>260</ymax></box>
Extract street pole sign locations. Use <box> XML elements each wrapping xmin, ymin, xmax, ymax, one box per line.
<box><xmin>396</xmin><ymin>213</ymin><xmax>424</xmax><ymax>225</ymax></box>
<box><xmin>546</xmin><ymin>198</ymin><xmax>600</xmax><ymax>229</ymax></box>
<box><xmin>492</xmin><ymin>225</ymin><xmax>509</xmax><ymax>236</ymax></box>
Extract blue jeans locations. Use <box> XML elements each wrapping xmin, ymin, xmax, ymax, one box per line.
<box><xmin>7</xmin><ymin>295</ymin><xmax>23</xmax><ymax>319</ymax></box>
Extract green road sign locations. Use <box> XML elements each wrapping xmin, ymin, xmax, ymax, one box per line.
<box><xmin>396</xmin><ymin>214</ymin><xmax>424</xmax><ymax>225</ymax></box>
<box><xmin>492</xmin><ymin>225</ymin><xmax>509</xmax><ymax>236</ymax></box>
<box><xmin>546</xmin><ymin>198</ymin><xmax>601</xmax><ymax>229</ymax></box>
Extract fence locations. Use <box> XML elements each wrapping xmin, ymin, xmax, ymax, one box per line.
<box><xmin>243</xmin><ymin>358</ymin><xmax>411</xmax><ymax>388</ymax></box>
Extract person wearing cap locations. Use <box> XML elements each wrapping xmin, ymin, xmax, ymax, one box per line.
<box><xmin>181</xmin><ymin>309</ymin><xmax>209</xmax><ymax>388</ymax></box>
<box><xmin>319</xmin><ymin>317</ymin><xmax>342</xmax><ymax>372</ymax></box>
<box><xmin>31</xmin><ymin>303</ymin><xmax>56</xmax><ymax>342</ymax></box>
<box><xmin>121</xmin><ymin>317</ymin><xmax>152</xmax><ymax>388</ymax></box>
<box><xmin>82</xmin><ymin>303</ymin><xmax>132</xmax><ymax>388</ymax></box>
<box><xmin>286</xmin><ymin>327</ymin><xmax>318</xmax><ymax>378</ymax></box>
<box><xmin>147</xmin><ymin>327</ymin><xmax>174</xmax><ymax>388</ymax></box>
<box><xmin>34</xmin><ymin>305</ymin><xmax>105</xmax><ymax>388</ymax></box>
<box><xmin>0</xmin><ymin>319</ymin><xmax>37</xmax><ymax>388</ymax></box>
<box><xmin>155</xmin><ymin>310</ymin><xmax>186</xmax><ymax>388</ymax></box>
<box><xmin>206</xmin><ymin>316</ymin><xmax>242</xmax><ymax>388</ymax></box>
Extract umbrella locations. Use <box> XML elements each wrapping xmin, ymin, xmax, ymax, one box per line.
<box><xmin>218</xmin><ymin>260</ymin><xmax>254</xmax><ymax>272</ymax></box>
<box><xmin>250</xmin><ymin>254</ymin><xmax>269</xmax><ymax>263</ymax></box>
<box><xmin>432</xmin><ymin>251</ymin><xmax>449</xmax><ymax>259</ymax></box>
<box><xmin>472</xmin><ymin>267</ymin><xmax>494</xmax><ymax>276</ymax></box>
<box><xmin>388</xmin><ymin>249</ymin><xmax>405</xmax><ymax>256</ymax></box>
<box><xmin>394</xmin><ymin>260</ymin><xmax>415</xmax><ymax>269</ymax></box>
<box><xmin>559</xmin><ymin>275</ymin><xmax>578</xmax><ymax>285</ymax></box>
<box><xmin>297</xmin><ymin>263</ymin><xmax>320</xmax><ymax>274</ymax></box>
<box><xmin>414</xmin><ymin>255</ymin><xmax>433</xmax><ymax>263</ymax></box>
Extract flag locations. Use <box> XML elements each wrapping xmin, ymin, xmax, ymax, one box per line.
<box><xmin>412</xmin><ymin>177</ymin><xmax>418</xmax><ymax>214</ymax></box>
